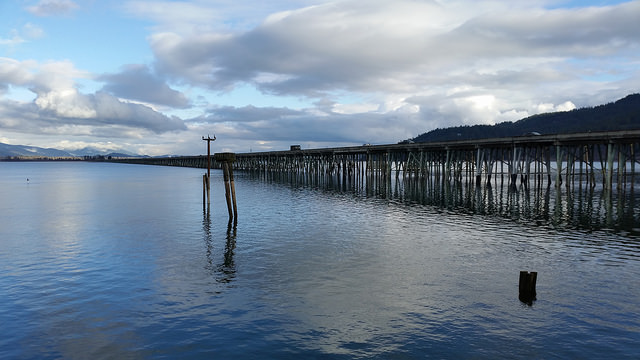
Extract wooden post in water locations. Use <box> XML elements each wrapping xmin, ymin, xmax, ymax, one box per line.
<box><xmin>476</xmin><ymin>147</ymin><xmax>483</xmax><ymax>187</ymax></box>
<box><xmin>215</xmin><ymin>152</ymin><xmax>237</xmax><ymax>222</ymax></box>
<box><xmin>230</xmin><ymin>161</ymin><xmax>238</xmax><ymax>222</ymax></box>
<box><xmin>203</xmin><ymin>174</ymin><xmax>207</xmax><ymax>203</ymax></box>
<box><xmin>223</xmin><ymin>162</ymin><xmax>233</xmax><ymax>219</ymax></box>
<box><xmin>606</xmin><ymin>143</ymin><xmax>615</xmax><ymax>192</ymax></box>
<box><xmin>545</xmin><ymin>148</ymin><xmax>552</xmax><ymax>187</ymax></box>
<box><xmin>519</xmin><ymin>271</ymin><xmax>537</xmax><ymax>305</ymax></box>
<box><xmin>202</xmin><ymin>135</ymin><xmax>216</xmax><ymax>203</ymax></box>
<box><xmin>487</xmin><ymin>150</ymin><xmax>494</xmax><ymax>187</ymax></box>
<box><xmin>556</xmin><ymin>145</ymin><xmax>563</xmax><ymax>188</ymax></box>
<box><xmin>631</xmin><ymin>144</ymin><xmax>636</xmax><ymax>190</ymax></box>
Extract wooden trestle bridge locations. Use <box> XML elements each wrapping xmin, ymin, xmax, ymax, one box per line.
<box><xmin>114</xmin><ymin>130</ymin><xmax>640</xmax><ymax>191</ymax></box>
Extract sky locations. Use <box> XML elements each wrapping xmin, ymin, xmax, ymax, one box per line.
<box><xmin>0</xmin><ymin>0</ymin><xmax>639</xmax><ymax>156</ymax></box>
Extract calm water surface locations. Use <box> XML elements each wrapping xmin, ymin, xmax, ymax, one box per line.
<box><xmin>1</xmin><ymin>162</ymin><xmax>639</xmax><ymax>359</ymax></box>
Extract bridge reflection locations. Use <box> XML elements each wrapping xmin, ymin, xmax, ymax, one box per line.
<box><xmin>245</xmin><ymin>169</ymin><xmax>639</xmax><ymax>237</ymax></box>
<box><xmin>203</xmin><ymin>204</ymin><xmax>237</xmax><ymax>286</ymax></box>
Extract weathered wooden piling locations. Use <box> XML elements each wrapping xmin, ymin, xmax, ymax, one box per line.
<box><xmin>202</xmin><ymin>135</ymin><xmax>216</xmax><ymax>203</ymax></box>
<box><xmin>215</xmin><ymin>152</ymin><xmax>237</xmax><ymax>222</ymax></box>
<box><xmin>203</xmin><ymin>173</ymin><xmax>209</xmax><ymax>203</ymax></box>
<box><xmin>519</xmin><ymin>271</ymin><xmax>537</xmax><ymax>304</ymax></box>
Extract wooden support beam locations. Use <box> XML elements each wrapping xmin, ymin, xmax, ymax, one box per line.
<box><xmin>606</xmin><ymin>143</ymin><xmax>615</xmax><ymax>192</ymax></box>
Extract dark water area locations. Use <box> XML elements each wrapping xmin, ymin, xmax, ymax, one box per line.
<box><xmin>1</xmin><ymin>162</ymin><xmax>639</xmax><ymax>359</ymax></box>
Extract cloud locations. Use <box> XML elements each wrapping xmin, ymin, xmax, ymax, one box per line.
<box><xmin>4</xmin><ymin>0</ymin><xmax>640</xmax><ymax>156</ymax></box>
<box><xmin>99</xmin><ymin>64</ymin><xmax>191</xmax><ymax>108</ymax></box>
<box><xmin>151</xmin><ymin>0</ymin><xmax>640</xmax><ymax>94</ymax></box>
<box><xmin>22</xmin><ymin>23</ymin><xmax>45</xmax><ymax>39</ymax></box>
<box><xmin>27</xmin><ymin>0</ymin><xmax>79</xmax><ymax>17</ymax></box>
<box><xmin>189</xmin><ymin>103</ymin><xmax>421</xmax><ymax>146</ymax></box>
<box><xmin>1</xmin><ymin>89</ymin><xmax>186</xmax><ymax>133</ymax></box>
<box><xmin>447</xmin><ymin>3</ymin><xmax>640</xmax><ymax>58</ymax></box>
<box><xmin>123</xmin><ymin>0</ymin><xmax>321</xmax><ymax>33</ymax></box>
<box><xmin>148</xmin><ymin>0</ymin><xmax>639</xmax><ymax>128</ymax></box>
<box><xmin>0</xmin><ymin>23</ymin><xmax>45</xmax><ymax>49</ymax></box>
<box><xmin>196</xmin><ymin>104</ymin><xmax>303</xmax><ymax>123</ymax></box>
<box><xmin>0</xmin><ymin>58</ymin><xmax>187</xmax><ymax>138</ymax></box>
<box><xmin>28</xmin><ymin>60</ymin><xmax>90</xmax><ymax>93</ymax></box>
<box><xmin>0</xmin><ymin>58</ymin><xmax>35</xmax><ymax>86</ymax></box>
<box><xmin>0</xmin><ymin>31</ymin><xmax>24</xmax><ymax>46</ymax></box>
<box><xmin>123</xmin><ymin>1</ymin><xmax>222</xmax><ymax>33</ymax></box>
<box><xmin>89</xmin><ymin>91</ymin><xmax>186</xmax><ymax>132</ymax></box>
<box><xmin>1</xmin><ymin>90</ymin><xmax>186</xmax><ymax>137</ymax></box>
<box><xmin>35</xmin><ymin>88</ymin><xmax>97</xmax><ymax>118</ymax></box>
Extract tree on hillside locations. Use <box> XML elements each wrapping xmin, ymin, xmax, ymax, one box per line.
<box><xmin>410</xmin><ymin>94</ymin><xmax>640</xmax><ymax>143</ymax></box>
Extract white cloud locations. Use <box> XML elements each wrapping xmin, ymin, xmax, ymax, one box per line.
<box><xmin>331</xmin><ymin>102</ymin><xmax>379</xmax><ymax>115</ymax></box>
<box><xmin>556</xmin><ymin>101</ymin><xmax>577</xmax><ymax>112</ymax></box>
<box><xmin>30</xmin><ymin>60</ymin><xmax>90</xmax><ymax>93</ymax></box>
<box><xmin>150</xmin><ymin>0</ymin><xmax>639</xmax><ymax>104</ymax></box>
<box><xmin>0</xmin><ymin>58</ymin><xmax>34</xmax><ymax>86</ymax></box>
<box><xmin>0</xmin><ymin>29</ymin><xmax>25</xmax><ymax>46</ymax></box>
<box><xmin>35</xmin><ymin>88</ymin><xmax>97</xmax><ymax>118</ymax></box>
<box><xmin>27</xmin><ymin>0</ymin><xmax>79</xmax><ymax>17</ymax></box>
<box><xmin>53</xmin><ymin>140</ymin><xmax>124</xmax><ymax>152</ymax></box>
<box><xmin>0</xmin><ymin>58</ymin><xmax>187</xmax><ymax>139</ymax></box>
<box><xmin>22</xmin><ymin>23</ymin><xmax>45</xmax><ymax>39</ymax></box>
<box><xmin>123</xmin><ymin>1</ymin><xmax>221</xmax><ymax>33</ymax></box>
<box><xmin>0</xmin><ymin>24</ymin><xmax>44</xmax><ymax>49</ymax></box>
<box><xmin>123</xmin><ymin>0</ymin><xmax>321</xmax><ymax>33</ymax></box>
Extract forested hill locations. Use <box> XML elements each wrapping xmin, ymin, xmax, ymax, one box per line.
<box><xmin>411</xmin><ymin>93</ymin><xmax>640</xmax><ymax>143</ymax></box>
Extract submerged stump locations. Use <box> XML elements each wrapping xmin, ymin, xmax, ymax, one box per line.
<box><xmin>519</xmin><ymin>271</ymin><xmax>537</xmax><ymax>305</ymax></box>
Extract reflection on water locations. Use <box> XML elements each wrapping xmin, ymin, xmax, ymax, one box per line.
<box><xmin>3</xmin><ymin>162</ymin><xmax>640</xmax><ymax>359</ymax></box>
<box><xmin>247</xmin><ymin>170</ymin><xmax>640</xmax><ymax>237</ymax></box>
<box><xmin>203</xmin><ymin>204</ymin><xmax>237</xmax><ymax>285</ymax></box>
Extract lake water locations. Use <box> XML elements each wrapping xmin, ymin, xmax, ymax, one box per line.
<box><xmin>1</xmin><ymin>161</ymin><xmax>639</xmax><ymax>359</ymax></box>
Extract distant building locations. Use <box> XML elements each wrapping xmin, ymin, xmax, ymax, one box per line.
<box><xmin>290</xmin><ymin>145</ymin><xmax>301</xmax><ymax>151</ymax></box>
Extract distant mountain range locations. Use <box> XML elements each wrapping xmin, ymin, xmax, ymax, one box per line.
<box><xmin>0</xmin><ymin>142</ymin><xmax>140</xmax><ymax>158</ymax></box>
<box><xmin>410</xmin><ymin>93</ymin><xmax>640</xmax><ymax>143</ymax></box>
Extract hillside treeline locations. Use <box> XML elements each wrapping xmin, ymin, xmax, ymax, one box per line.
<box><xmin>411</xmin><ymin>93</ymin><xmax>640</xmax><ymax>143</ymax></box>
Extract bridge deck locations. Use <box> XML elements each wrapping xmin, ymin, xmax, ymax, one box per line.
<box><xmin>237</xmin><ymin>130</ymin><xmax>640</xmax><ymax>157</ymax></box>
<box><xmin>112</xmin><ymin>130</ymin><xmax>640</xmax><ymax>191</ymax></box>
